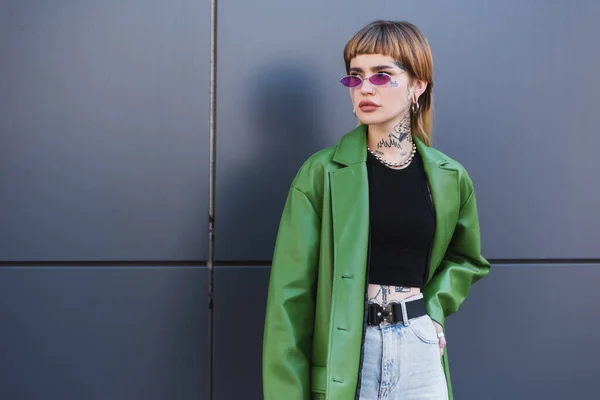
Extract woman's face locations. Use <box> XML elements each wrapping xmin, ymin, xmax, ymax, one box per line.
<box><xmin>347</xmin><ymin>53</ymin><xmax>415</xmax><ymax>126</ymax></box>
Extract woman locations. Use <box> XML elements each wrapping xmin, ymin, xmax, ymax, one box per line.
<box><xmin>262</xmin><ymin>20</ymin><xmax>490</xmax><ymax>400</ymax></box>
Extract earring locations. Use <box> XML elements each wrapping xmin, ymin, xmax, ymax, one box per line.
<box><xmin>410</xmin><ymin>101</ymin><xmax>420</xmax><ymax>114</ymax></box>
<box><xmin>353</xmin><ymin>108</ymin><xmax>356</xmax><ymax>116</ymax></box>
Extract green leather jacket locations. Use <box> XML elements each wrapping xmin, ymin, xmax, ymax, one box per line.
<box><xmin>263</xmin><ymin>124</ymin><xmax>490</xmax><ymax>400</ymax></box>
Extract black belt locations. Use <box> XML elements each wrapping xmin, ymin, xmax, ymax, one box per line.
<box><xmin>367</xmin><ymin>297</ymin><xmax>427</xmax><ymax>326</ymax></box>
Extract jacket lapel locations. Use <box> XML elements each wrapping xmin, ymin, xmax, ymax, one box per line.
<box><xmin>415</xmin><ymin>138</ymin><xmax>460</xmax><ymax>283</ymax></box>
<box><xmin>331</xmin><ymin>124</ymin><xmax>370</xmax><ymax>279</ymax></box>
<box><xmin>327</xmin><ymin>125</ymin><xmax>370</xmax><ymax>398</ymax></box>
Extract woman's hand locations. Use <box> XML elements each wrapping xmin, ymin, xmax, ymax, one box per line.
<box><xmin>432</xmin><ymin>320</ymin><xmax>446</xmax><ymax>357</ymax></box>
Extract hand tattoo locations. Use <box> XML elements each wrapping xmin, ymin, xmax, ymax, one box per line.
<box><xmin>395</xmin><ymin>287</ymin><xmax>411</xmax><ymax>293</ymax></box>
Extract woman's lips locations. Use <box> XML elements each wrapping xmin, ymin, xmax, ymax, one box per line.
<box><xmin>358</xmin><ymin>100</ymin><xmax>380</xmax><ymax>112</ymax></box>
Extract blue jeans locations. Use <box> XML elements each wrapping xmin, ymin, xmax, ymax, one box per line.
<box><xmin>358</xmin><ymin>295</ymin><xmax>448</xmax><ymax>399</ymax></box>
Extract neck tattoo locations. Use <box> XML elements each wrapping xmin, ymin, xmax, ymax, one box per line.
<box><xmin>368</xmin><ymin>117</ymin><xmax>417</xmax><ymax>168</ymax></box>
<box><xmin>376</xmin><ymin>117</ymin><xmax>412</xmax><ymax>156</ymax></box>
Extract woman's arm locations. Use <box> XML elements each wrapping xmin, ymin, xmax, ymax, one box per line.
<box><xmin>262</xmin><ymin>185</ymin><xmax>321</xmax><ymax>400</ymax></box>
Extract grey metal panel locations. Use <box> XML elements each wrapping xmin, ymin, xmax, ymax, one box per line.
<box><xmin>214</xmin><ymin>265</ymin><xmax>600</xmax><ymax>399</ymax></box>
<box><xmin>213</xmin><ymin>266</ymin><xmax>271</xmax><ymax>400</ymax></box>
<box><xmin>0</xmin><ymin>266</ymin><xmax>209</xmax><ymax>400</ymax></box>
<box><xmin>215</xmin><ymin>0</ymin><xmax>600</xmax><ymax>261</ymax></box>
<box><xmin>447</xmin><ymin>264</ymin><xmax>600</xmax><ymax>399</ymax></box>
<box><xmin>0</xmin><ymin>0</ymin><xmax>210</xmax><ymax>261</ymax></box>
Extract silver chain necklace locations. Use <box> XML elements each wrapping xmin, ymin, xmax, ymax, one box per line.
<box><xmin>367</xmin><ymin>142</ymin><xmax>417</xmax><ymax>168</ymax></box>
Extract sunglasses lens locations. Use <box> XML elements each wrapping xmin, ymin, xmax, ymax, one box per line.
<box><xmin>340</xmin><ymin>76</ymin><xmax>362</xmax><ymax>87</ymax></box>
<box><xmin>369</xmin><ymin>73</ymin><xmax>391</xmax><ymax>85</ymax></box>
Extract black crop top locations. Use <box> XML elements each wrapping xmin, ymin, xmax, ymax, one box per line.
<box><xmin>366</xmin><ymin>150</ymin><xmax>436</xmax><ymax>289</ymax></box>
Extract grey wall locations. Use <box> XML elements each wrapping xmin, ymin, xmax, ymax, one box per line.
<box><xmin>0</xmin><ymin>267</ymin><xmax>209</xmax><ymax>400</ymax></box>
<box><xmin>1</xmin><ymin>0</ymin><xmax>599</xmax><ymax>399</ymax></box>
<box><xmin>0</xmin><ymin>0</ymin><xmax>209</xmax><ymax>261</ymax></box>
<box><xmin>0</xmin><ymin>0</ymin><xmax>210</xmax><ymax>399</ymax></box>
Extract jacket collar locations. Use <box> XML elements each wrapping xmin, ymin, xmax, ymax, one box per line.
<box><xmin>332</xmin><ymin>123</ymin><xmax>450</xmax><ymax>168</ymax></box>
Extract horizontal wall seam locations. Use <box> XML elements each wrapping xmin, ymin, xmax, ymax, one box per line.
<box><xmin>2</xmin><ymin>259</ymin><xmax>599</xmax><ymax>267</ymax></box>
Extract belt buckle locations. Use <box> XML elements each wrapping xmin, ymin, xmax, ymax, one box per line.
<box><xmin>388</xmin><ymin>300</ymin><xmax>410</xmax><ymax>327</ymax></box>
<box><xmin>381</xmin><ymin>304</ymin><xmax>394</xmax><ymax>324</ymax></box>
<box><xmin>380</xmin><ymin>304</ymin><xmax>395</xmax><ymax>325</ymax></box>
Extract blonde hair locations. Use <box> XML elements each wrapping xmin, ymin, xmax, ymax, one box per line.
<box><xmin>343</xmin><ymin>20</ymin><xmax>434</xmax><ymax>146</ymax></box>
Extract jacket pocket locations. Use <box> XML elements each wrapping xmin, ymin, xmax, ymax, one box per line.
<box><xmin>311</xmin><ymin>365</ymin><xmax>327</xmax><ymax>394</ymax></box>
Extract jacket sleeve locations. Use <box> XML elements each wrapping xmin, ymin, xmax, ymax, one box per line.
<box><xmin>424</xmin><ymin>179</ymin><xmax>491</xmax><ymax>328</ymax></box>
<box><xmin>263</xmin><ymin>185</ymin><xmax>321</xmax><ymax>400</ymax></box>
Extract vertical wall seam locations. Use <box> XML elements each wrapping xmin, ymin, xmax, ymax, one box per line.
<box><xmin>208</xmin><ymin>0</ymin><xmax>218</xmax><ymax>398</ymax></box>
